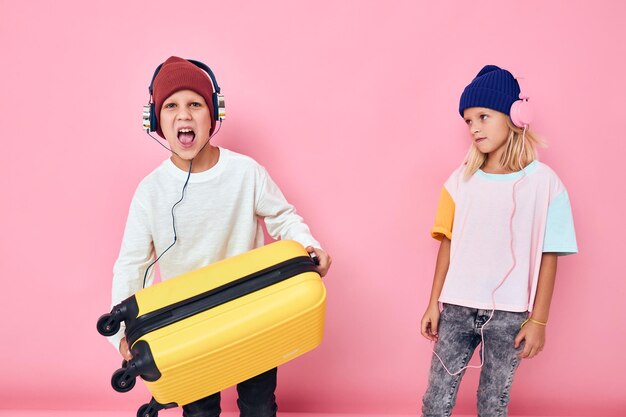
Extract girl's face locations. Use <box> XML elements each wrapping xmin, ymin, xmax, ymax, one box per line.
<box><xmin>463</xmin><ymin>107</ymin><xmax>511</xmax><ymax>159</ymax></box>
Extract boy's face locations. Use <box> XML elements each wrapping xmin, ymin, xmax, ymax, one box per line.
<box><xmin>463</xmin><ymin>107</ymin><xmax>510</xmax><ymax>158</ymax></box>
<box><xmin>159</xmin><ymin>89</ymin><xmax>213</xmax><ymax>161</ymax></box>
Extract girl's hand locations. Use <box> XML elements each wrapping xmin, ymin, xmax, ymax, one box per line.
<box><xmin>514</xmin><ymin>322</ymin><xmax>546</xmax><ymax>359</ymax></box>
<box><xmin>119</xmin><ymin>337</ymin><xmax>133</xmax><ymax>361</ymax></box>
<box><xmin>420</xmin><ymin>304</ymin><xmax>441</xmax><ymax>342</ymax></box>
<box><xmin>306</xmin><ymin>247</ymin><xmax>332</xmax><ymax>277</ymax></box>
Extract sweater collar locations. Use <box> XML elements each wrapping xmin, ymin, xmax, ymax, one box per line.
<box><xmin>163</xmin><ymin>147</ymin><xmax>229</xmax><ymax>183</ymax></box>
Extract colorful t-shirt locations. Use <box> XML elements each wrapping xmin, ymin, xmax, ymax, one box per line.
<box><xmin>432</xmin><ymin>160</ymin><xmax>577</xmax><ymax>312</ymax></box>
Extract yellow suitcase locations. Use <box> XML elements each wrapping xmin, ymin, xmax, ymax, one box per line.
<box><xmin>97</xmin><ymin>240</ymin><xmax>325</xmax><ymax>417</ymax></box>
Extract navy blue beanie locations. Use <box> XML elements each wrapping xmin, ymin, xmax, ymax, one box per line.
<box><xmin>459</xmin><ymin>65</ymin><xmax>520</xmax><ymax>117</ymax></box>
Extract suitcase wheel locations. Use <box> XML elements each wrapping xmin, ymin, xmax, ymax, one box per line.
<box><xmin>137</xmin><ymin>402</ymin><xmax>158</xmax><ymax>417</ymax></box>
<box><xmin>97</xmin><ymin>313</ymin><xmax>120</xmax><ymax>336</ymax></box>
<box><xmin>111</xmin><ymin>368</ymin><xmax>136</xmax><ymax>393</ymax></box>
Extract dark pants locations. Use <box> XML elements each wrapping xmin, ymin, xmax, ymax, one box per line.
<box><xmin>182</xmin><ymin>367</ymin><xmax>278</xmax><ymax>417</ymax></box>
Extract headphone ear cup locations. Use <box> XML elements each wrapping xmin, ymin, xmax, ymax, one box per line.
<box><xmin>142</xmin><ymin>104</ymin><xmax>151</xmax><ymax>132</ymax></box>
<box><xmin>212</xmin><ymin>93</ymin><xmax>219</xmax><ymax>123</ymax></box>
<box><xmin>149</xmin><ymin>102</ymin><xmax>158</xmax><ymax>132</ymax></box>
<box><xmin>510</xmin><ymin>99</ymin><xmax>533</xmax><ymax>128</ymax></box>
<box><xmin>217</xmin><ymin>93</ymin><xmax>225</xmax><ymax>121</ymax></box>
<box><xmin>212</xmin><ymin>93</ymin><xmax>226</xmax><ymax>123</ymax></box>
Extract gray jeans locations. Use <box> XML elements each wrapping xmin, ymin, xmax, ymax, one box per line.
<box><xmin>422</xmin><ymin>304</ymin><xmax>527</xmax><ymax>417</ymax></box>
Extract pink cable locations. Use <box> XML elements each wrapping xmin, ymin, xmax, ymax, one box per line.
<box><xmin>433</xmin><ymin>126</ymin><xmax>528</xmax><ymax>376</ymax></box>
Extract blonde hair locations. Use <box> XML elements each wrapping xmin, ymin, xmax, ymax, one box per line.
<box><xmin>464</xmin><ymin>118</ymin><xmax>545</xmax><ymax>178</ymax></box>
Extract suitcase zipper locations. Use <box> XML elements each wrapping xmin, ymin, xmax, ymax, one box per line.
<box><xmin>125</xmin><ymin>256</ymin><xmax>317</xmax><ymax>346</ymax></box>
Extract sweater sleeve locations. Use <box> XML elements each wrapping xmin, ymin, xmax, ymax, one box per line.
<box><xmin>107</xmin><ymin>194</ymin><xmax>156</xmax><ymax>350</ymax></box>
<box><xmin>255</xmin><ymin>166</ymin><xmax>321</xmax><ymax>249</ymax></box>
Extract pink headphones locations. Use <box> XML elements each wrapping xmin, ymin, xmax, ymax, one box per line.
<box><xmin>510</xmin><ymin>77</ymin><xmax>534</xmax><ymax>128</ymax></box>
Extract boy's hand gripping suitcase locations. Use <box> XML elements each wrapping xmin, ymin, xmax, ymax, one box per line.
<box><xmin>97</xmin><ymin>240</ymin><xmax>326</xmax><ymax>417</ymax></box>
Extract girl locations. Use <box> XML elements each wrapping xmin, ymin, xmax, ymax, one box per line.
<box><xmin>419</xmin><ymin>65</ymin><xmax>577</xmax><ymax>417</ymax></box>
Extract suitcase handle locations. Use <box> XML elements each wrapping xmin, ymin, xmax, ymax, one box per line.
<box><xmin>309</xmin><ymin>251</ymin><xmax>320</xmax><ymax>266</ymax></box>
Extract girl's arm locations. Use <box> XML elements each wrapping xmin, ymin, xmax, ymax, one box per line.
<box><xmin>420</xmin><ymin>237</ymin><xmax>451</xmax><ymax>341</ymax></box>
<box><xmin>514</xmin><ymin>252</ymin><xmax>558</xmax><ymax>358</ymax></box>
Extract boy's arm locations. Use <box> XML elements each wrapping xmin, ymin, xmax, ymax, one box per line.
<box><xmin>107</xmin><ymin>197</ymin><xmax>156</xmax><ymax>351</ymax></box>
<box><xmin>514</xmin><ymin>252</ymin><xmax>558</xmax><ymax>359</ymax></box>
<box><xmin>420</xmin><ymin>236</ymin><xmax>450</xmax><ymax>341</ymax></box>
<box><xmin>255</xmin><ymin>167</ymin><xmax>330</xmax><ymax>276</ymax></box>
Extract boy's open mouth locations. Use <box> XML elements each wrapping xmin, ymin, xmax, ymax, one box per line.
<box><xmin>177</xmin><ymin>128</ymin><xmax>196</xmax><ymax>146</ymax></box>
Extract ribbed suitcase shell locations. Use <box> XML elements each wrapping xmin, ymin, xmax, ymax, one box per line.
<box><xmin>128</xmin><ymin>240</ymin><xmax>325</xmax><ymax>407</ymax></box>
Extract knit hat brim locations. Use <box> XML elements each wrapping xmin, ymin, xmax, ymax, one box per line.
<box><xmin>459</xmin><ymin>86</ymin><xmax>517</xmax><ymax>117</ymax></box>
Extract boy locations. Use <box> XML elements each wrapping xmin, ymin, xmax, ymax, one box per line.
<box><xmin>108</xmin><ymin>56</ymin><xmax>331</xmax><ymax>417</ymax></box>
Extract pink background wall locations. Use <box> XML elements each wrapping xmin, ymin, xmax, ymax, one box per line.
<box><xmin>1</xmin><ymin>1</ymin><xmax>624</xmax><ymax>415</ymax></box>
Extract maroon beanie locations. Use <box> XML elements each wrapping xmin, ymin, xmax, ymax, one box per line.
<box><xmin>152</xmin><ymin>56</ymin><xmax>216</xmax><ymax>138</ymax></box>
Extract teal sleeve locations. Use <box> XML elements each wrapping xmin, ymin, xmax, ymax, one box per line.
<box><xmin>543</xmin><ymin>190</ymin><xmax>578</xmax><ymax>256</ymax></box>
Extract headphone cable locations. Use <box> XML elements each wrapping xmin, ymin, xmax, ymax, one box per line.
<box><xmin>142</xmin><ymin>159</ymin><xmax>192</xmax><ymax>288</ymax></box>
<box><xmin>140</xmin><ymin>122</ymin><xmax>222</xmax><ymax>288</ymax></box>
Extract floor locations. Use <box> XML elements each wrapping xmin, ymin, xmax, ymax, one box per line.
<box><xmin>0</xmin><ymin>413</ymin><xmax>419</xmax><ymax>417</ymax></box>
<box><xmin>0</xmin><ymin>412</ymin><xmax>577</xmax><ymax>417</ymax></box>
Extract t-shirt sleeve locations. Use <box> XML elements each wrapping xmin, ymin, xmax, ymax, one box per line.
<box><xmin>431</xmin><ymin>187</ymin><xmax>455</xmax><ymax>241</ymax></box>
<box><xmin>543</xmin><ymin>190</ymin><xmax>578</xmax><ymax>255</ymax></box>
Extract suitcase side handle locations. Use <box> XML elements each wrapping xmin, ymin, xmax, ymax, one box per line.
<box><xmin>308</xmin><ymin>251</ymin><xmax>320</xmax><ymax>266</ymax></box>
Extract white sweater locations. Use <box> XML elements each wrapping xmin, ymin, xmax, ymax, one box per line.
<box><xmin>108</xmin><ymin>147</ymin><xmax>320</xmax><ymax>348</ymax></box>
